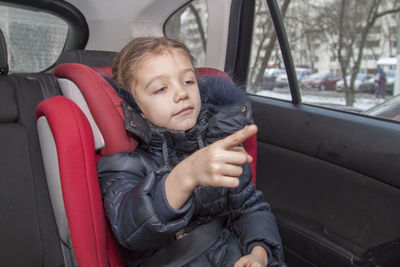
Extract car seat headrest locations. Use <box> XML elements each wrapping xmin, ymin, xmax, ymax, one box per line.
<box><xmin>55</xmin><ymin>63</ymin><xmax>138</xmax><ymax>156</ymax></box>
<box><xmin>0</xmin><ymin>28</ymin><xmax>9</xmax><ymax>75</ymax></box>
<box><xmin>56</xmin><ymin>49</ymin><xmax>118</xmax><ymax>67</ymax></box>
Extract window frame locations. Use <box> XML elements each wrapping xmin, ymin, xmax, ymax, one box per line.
<box><xmin>225</xmin><ymin>0</ymin><xmax>255</xmax><ymax>86</ymax></box>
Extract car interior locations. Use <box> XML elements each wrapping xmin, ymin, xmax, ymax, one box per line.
<box><xmin>0</xmin><ymin>0</ymin><xmax>399</xmax><ymax>266</ymax></box>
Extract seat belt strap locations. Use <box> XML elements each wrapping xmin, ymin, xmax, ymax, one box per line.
<box><xmin>140</xmin><ymin>218</ymin><xmax>224</xmax><ymax>267</ymax></box>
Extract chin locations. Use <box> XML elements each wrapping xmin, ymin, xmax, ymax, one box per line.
<box><xmin>177</xmin><ymin>120</ymin><xmax>196</xmax><ymax>131</ymax></box>
<box><xmin>179</xmin><ymin>124</ymin><xmax>195</xmax><ymax>131</ymax></box>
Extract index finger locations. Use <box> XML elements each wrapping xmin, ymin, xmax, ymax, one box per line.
<box><xmin>219</xmin><ymin>124</ymin><xmax>258</xmax><ymax>149</ymax></box>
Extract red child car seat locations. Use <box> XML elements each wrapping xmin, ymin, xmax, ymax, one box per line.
<box><xmin>36</xmin><ymin>63</ymin><xmax>257</xmax><ymax>266</ymax></box>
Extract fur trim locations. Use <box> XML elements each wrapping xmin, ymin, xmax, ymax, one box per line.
<box><xmin>198</xmin><ymin>75</ymin><xmax>247</xmax><ymax>106</ymax></box>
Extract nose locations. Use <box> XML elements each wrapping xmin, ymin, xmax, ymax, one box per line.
<box><xmin>173</xmin><ymin>85</ymin><xmax>189</xmax><ymax>103</ymax></box>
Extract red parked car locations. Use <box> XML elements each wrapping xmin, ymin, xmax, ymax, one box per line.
<box><xmin>300</xmin><ymin>72</ymin><xmax>341</xmax><ymax>90</ymax></box>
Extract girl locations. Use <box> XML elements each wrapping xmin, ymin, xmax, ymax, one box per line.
<box><xmin>97</xmin><ymin>37</ymin><xmax>284</xmax><ymax>266</ymax></box>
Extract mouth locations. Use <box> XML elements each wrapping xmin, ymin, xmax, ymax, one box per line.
<box><xmin>173</xmin><ymin>106</ymin><xmax>194</xmax><ymax>116</ymax></box>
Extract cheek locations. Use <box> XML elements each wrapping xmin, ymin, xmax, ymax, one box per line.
<box><xmin>134</xmin><ymin>94</ymin><xmax>152</xmax><ymax>119</ymax></box>
<box><xmin>140</xmin><ymin>98</ymin><xmax>171</xmax><ymax>125</ymax></box>
<box><xmin>192</xmin><ymin>89</ymin><xmax>201</xmax><ymax>109</ymax></box>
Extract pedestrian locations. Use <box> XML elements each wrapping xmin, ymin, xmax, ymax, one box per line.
<box><xmin>376</xmin><ymin>67</ymin><xmax>386</xmax><ymax>98</ymax></box>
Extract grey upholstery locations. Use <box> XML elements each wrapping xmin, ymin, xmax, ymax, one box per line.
<box><xmin>0</xmin><ymin>41</ymin><xmax>116</xmax><ymax>265</ymax></box>
<box><xmin>0</xmin><ymin>27</ymin><xmax>64</xmax><ymax>266</ymax></box>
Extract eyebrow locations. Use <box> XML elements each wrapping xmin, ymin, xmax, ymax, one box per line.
<box><xmin>144</xmin><ymin>74</ymin><xmax>166</xmax><ymax>91</ymax></box>
<box><xmin>182</xmin><ymin>68</ymin><xmax>196</xmax><ymax>76</ymax></box>
<box><xmin>144</xmin><ymin>68</ymin><xmax>196</xmax><ymax>90</ymax></box>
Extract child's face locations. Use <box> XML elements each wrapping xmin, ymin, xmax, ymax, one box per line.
<box><xmin>132</xmin><ymin>49</ymin><xmax>201</xmax><ymax>131</ymax></box>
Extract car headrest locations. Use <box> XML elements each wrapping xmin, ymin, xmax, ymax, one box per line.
<box><xmin>0</xmin><ymin>28</ymin><xmax>9</xmax><ymax>75</ymax></box>
<box><xmin>56</xmin><ymin>50</ymin><xmax>118</xmax><ymax>68</ymax></box>
<box><xmin>55</xmin><ymin>63</ymin><xmax>137</xmax><ymax>156</ymax></box>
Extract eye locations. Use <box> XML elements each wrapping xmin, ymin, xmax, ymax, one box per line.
<box><xmin>154</xmin><ymin>87</ymin><xmax>167</xmax><ymax>94</ymax></box>
<box><xmin>184</xmin><ymin>80</ymin><xmax>195</xmax><ymax>86</ymax></box>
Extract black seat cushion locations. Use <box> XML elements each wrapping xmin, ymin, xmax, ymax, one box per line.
<box><xmin>0</xmin><ymin>79</ymin><xmax>17</xmax><ymax>122</ymax></box>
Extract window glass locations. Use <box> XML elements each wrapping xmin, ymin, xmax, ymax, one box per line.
<box><xmin>247</xmin><ymin>0</ymin><xmax>289</xmax><ymax>101</ymax></box>
<box><xmin>248</xmin><ymin>0</ymin><xmax>400</xmax><ymax>123</ymax></box>
<box><xmin>164</xmin><ymin>0</ymin><xmax>208</xmax><ymax>67</ymax></box>
<box><xmin>0</xmin><ymin>4</ymin><xmax>68</xmax><ymax>73</ymax></box>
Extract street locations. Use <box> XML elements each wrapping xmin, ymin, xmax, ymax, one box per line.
<box><xmin>253</xmin><ymin>86</ymin><xmax>387</xmax><ymax>112</ymax></box>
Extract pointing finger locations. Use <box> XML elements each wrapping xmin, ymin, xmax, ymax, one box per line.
<box><xmin>219</xmin><ymin>124</ymin><xmax>258</xmax><ymax>149</ymax></box>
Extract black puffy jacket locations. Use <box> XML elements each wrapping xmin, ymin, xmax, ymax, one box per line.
<box><xmin>97</xmin><ymin>76</ymin><xmax>285</xmax><ymax>266</ymax></box>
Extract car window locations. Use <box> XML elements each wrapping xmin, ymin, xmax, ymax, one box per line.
<box><xmin>247</xmin><ymin>0</ymin><xmax>400</xmax><ymax>122</ymax></box>
<box><xmin>164</xmin><ymin>0</ymin><xmax>208</xmax><ymax>67</ymax></box>
<box><xmin>0</xmin><ymin>4</ymin><xmax>68</xmax><ymax>73</ymax></box>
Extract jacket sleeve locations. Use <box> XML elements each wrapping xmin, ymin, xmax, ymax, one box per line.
<box><xmin>228</xmin><ymin>163</ymin><xmax>285</xmax><ymax>266</ymax></box>
<box><xmin>97</xmin><ymin>152</ymin><xmax>195</xmax><ymax>251</ymax></box>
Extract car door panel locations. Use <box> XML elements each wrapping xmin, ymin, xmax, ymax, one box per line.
<box><xmin>250</xmin><ymin>95</ymin><xmax>400</xmax><ymax>266</ymax></box>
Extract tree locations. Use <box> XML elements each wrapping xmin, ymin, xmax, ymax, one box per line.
<box><xmin>284</xmin><ymin>1</ymin><xmax>328</xmax><ymax>70</ymax></box>
<box><xmin>252</xmin><ymin>0</ymin><xmax>292</xmax><ymax>88</ymax></box>
<box><xmin>335</xmin><ymin>0</ymin><xmax>400</xmax><ymax>106</ymax></box>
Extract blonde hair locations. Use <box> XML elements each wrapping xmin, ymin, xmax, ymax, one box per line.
<box><xmin>112</xmin><ymin>37</ymin><xmax>195</xmax><ymax>93</ymax></box>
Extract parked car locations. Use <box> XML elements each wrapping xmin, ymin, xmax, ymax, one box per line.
<box><xmin>275</xmin><ymin>67</ymin><xmax>312</xmax><ymax>88</ymax></box>
<box><xmin>336</xmin><ymin>73</ymin><xmax>375</xmax><ymax>93</ymax></box>
<box><xmin>296</xmin><ymin>67</ymin><xmax>313</xmax><ymax>81</ymax></box>
<box><xmin>264</xmin><ymin>67</ymin><xmax>286</xmax><ymax>79</ymax></box>
<box><xmin>364</xmin><ymin>70</ymin><xmax>396</xmax><ymax>94</ymax></box>
<box><xmin>300</xmin><ymin>72</ymin><xmax>340</xmax><ymax>90</ymax></box>
<box><xmin>264</xmin><ymin>67</ymin><xmax>286</xmax><ymax>82</ymax></box>
<box><xmin>262</xmin><ymin>67</ymin><xmax>286</xmax><ymax>89</ymax></box>
<box><xmin>358</xmin><ymin>70</ymin><xmax>395</xmax><ymax>94</ymax></box>
<box><xmin>384</xmin><ymin>70</ymin><xmax>395</xmax><ymax>93</ymax></box>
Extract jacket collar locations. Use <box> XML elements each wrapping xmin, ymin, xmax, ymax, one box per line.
<box><xmin>146</xmin><ymin>107</ymin><xmax>210</xmax><ymax>153</ymax></box>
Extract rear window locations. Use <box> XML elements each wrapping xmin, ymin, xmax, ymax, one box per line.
<box><xmin>0</xmin><ymin>4</ymin><xmax>68</xmax><ymax>73</ymax></box>
<box><xmin>164</xmin><ymin>0</ymin><xmax>208</xmax><ymax>67</ymax></box>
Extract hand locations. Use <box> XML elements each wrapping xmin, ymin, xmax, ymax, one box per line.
<box><xmin>165</xmin><ymin>124</ymin><xmax>258</xmax><ymax>209</ymax></box>
<box><xmin>234</xmin><ymin>246</ymin><xmax>268</xmax><ymax>267</ymax></box>
<box><xmin>184</xmin><ymin>124</ymin><xmax>258</xmax><ymax>189</ymax></box>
